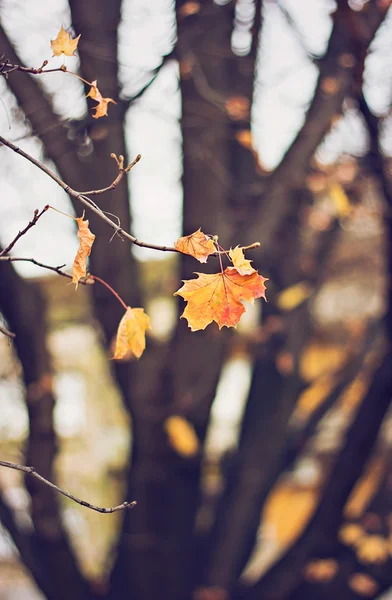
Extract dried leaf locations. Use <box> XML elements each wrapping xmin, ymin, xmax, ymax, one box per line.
<box><xmin>174</xmin><ymin>268</ymin><xmax>267</xmax><ymax>331</ymax></box>
<box><xmin>51</xmin><ymin>26</ymin><xmax>80</xmax><ymax>57</ymax></box>
<box><xmin>164</xmin><ymin>416</ymin><xmax>199</xmax><ymax>457</ymax></box>
<box><xmin>174</xmin><ymin>229</ymin><xmax>216</xmax><ymax>263</ymax></box>
<box><xmin>86</xmin><ymin>81</ymin><xmax>117</xmax><ymax>119</ymax></box>
<box><xmin>114</xmin><ymin>307</ymin><xmax>150</xmax><ymax>360</ymax></box>
<box><xmin>72</xmin><ymin>216</ymin><xmax>95</xmax><ymax>288</ymax></box>
<box><xmin>277</xmin><ymin>282</ymin><xmax>312</xmax><ymax>311</ymax></box>
<box><xmin>229</xmin><ymin>246</ymin><xmax>256</xmax><ymax>275</ymax></box>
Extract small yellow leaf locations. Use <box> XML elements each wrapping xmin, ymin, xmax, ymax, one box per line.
<box><xmin>51</xmin><ymin>26</ymin><xmax>80</xmax><ymax>57</ymax></box>
<box><xmin>229</xmin><ymin>246</ymin><xmax>256</xmax><ymax>276</ymax></box>
<box><xmin>174</xmin><ymin>229</ymin><xmax>216</xmax><ymax>263</ymax></box>
<box><xmin>277</xmin><ymin>282</ymin><xmax>312</xmax><ymax>311</ymax></box>
<box><xmin>72</xmin><ymin>216</ymin><xmax>95</xmax><ymax>288</ymax></box>
<box><xmin>114</xmin><ymin>307</ymin><xmax>150</xmax><ymax>360</ymax></box>
<box><xmin>164</xmin><ymin>416</ymin><xmax>199</xmax><ymax>457</ymax></box>
<box><xmin>329</xmin><ymin>182</ymin><xmax>352</xmax><ymax>218</ymax></box>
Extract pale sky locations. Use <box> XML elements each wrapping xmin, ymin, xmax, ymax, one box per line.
<box><xmin>0</xmin><ymin>0</ymin><xmax>391</xmax><ymax>272</ymax></box>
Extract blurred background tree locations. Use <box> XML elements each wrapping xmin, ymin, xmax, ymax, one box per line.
<box><xmin>0</xmin><ymin>1</ymin><xmax>392</xmax><ymax>599</ymax></box>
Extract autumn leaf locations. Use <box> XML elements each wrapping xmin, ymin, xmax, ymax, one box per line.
<box><xmin>114</xmin><ymin>307</ymin><xmax>150</xmax><ymax>360</ymax></box>
<box><xmin>164</xmin><ymin>416</ymin><xmax>199</xmax><ymax>457</ymax></box>
<box><xmin>72</xmin><ymin>216</ymin><xmax>95</xmax><ymax>288</ymax></box>
<box><xmin>174</xmin><ymin>268</ymin><xmax>267</xmax><ymax>331</ymax></box>
<box><xmin>86</xmin><ymin>80</ymin><xmax>117</xmax><ymax>119</ymax></box>
<box><xmin>174</xmin><ymin>229</ymin><xmax>216</xmax><ymax>263</ymax></box>
<box><xmin>228</xmin><ymin>246</ymin><xmax>256</xmax><ymax>275</ymax></box>
<box><xmin>277</xmin><ymin>282</ymin><xmax>312</xmax><ymax>311</ymax></box>
<box><xmin>51</xmin><ymin>26</ymin><xmax>80</xmax><ymax>57</ymax></box>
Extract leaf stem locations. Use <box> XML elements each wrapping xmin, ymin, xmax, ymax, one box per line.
<box><xmin>91</xmin><ymin>275</ymin><xmax>128</xmax><ymax>310</ymax></box>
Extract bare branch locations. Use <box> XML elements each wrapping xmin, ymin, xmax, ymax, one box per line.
<box><xmin>0</xmin><ymin>460</ymin><xmax>137</xmax><ymax>514</ymax></box>
<box><xmin>0</xmin><ymin>205</ymin><xmax>49</xmax><ymax>257</ymax></box>
<box><xmin>80</xmin><ymin>153</ymin><xmax>141</xmax><ymax>195</ymax></box>
<box><xmin>0</xmin><ymin>256</ymin><xmax>72</xmax><ymax>279</ymax></box>
<box><xmin>0</xmin><ymin>134</ymin><xmax>179</xmax><ymax>253</ymax></box>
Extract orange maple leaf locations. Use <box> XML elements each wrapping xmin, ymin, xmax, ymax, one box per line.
<box><xmin>174</xmin><ymin>229</ymin><xmax>216</xmax><ymax>263</ymax></box>
<box><xmin>113</xmin><ymin>307</ymin><xmax>150</xmax><ymax>360</ymax></box>
<box><xmin>229</xmin><ymin>246</ymin><xmax>256</xmax><ymax>275</ymax></box>
<box><xmin>72</xmin><ymin>216</ymin><xmax>95</xmax><ymax>288</ymax></box>
<box><xmin>51</xmin><ymin>26</ymin><xmax>80</xmax><ymax>57</ymax></box>
<box><xmin>174</xmin><ymin>268</ymin><xmax>267</xmax><ymax>331</ymax></box>
<box><xmin>86</xmin><ymin>81</ymin><xmax>117</xmax><ymax>119</ymax></box>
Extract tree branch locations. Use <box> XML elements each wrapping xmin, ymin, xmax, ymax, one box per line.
<box><xmin>0</xmin><ymin>134</ymin><xmax>179</xmax><ymax>253</ymax></box>
<box><xmin>0</xmin><ymin>205</ymin><xmax>49</xmax><ymax>257</ymax></box>
<box><xmin>0</xmin><ymin>460</ymin><xmax>136</xmax><ymax>514</ymax></box>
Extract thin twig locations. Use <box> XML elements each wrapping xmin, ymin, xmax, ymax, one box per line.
<box><xmin>80</xmin><ymin>153</ymin><xmax>141</xmax><ymax>196</ymax></box>
<box><xmin>0</xmin><ymin>256</ymin><xmax>72</xmax><ymax>279</ymax></box>
<box><xmin>91</xmin><ymin>275</ymin><xmax>128</xmax><ymax>310</ymax></box>
<box><xmin>0</xmin><ymin>134</ymin><xmax>179</xmax><ymax>253</ymax></box>
<box><xmin>0</xmin><ymin>460</ymin><xmax>136</xmax><ymax>514</ymax></box>
<box><xmin>0</xmin><ymin>205</ymin><xmax>49</xmax><ymax>257</ymax></box>
<box><xmin>0</xmin><ymin>324</ymin><xmax>15</xmax><ymax>339</ymax></box>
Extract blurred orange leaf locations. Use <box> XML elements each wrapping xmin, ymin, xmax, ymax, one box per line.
<box><xmin>305</xmin><ymin>559</ymin><xmax>338</xmax><ymax>583</ymax></box>
<box><xmin>179</xmin><ymin>1</ymin><xmax>201</xmax><ymax>17</ymax></box>
<box><xmin>349</xmin><ymin>573</ymin><xmax>378</xmax><ymax>597</ymax></box>
<box><xmin>235</xmin><ymin>129</ymin><xmax>253</xmax><ymax>149</ymax></box>
<box><xmin>86</xmin><ymin>80</ymin><xmax>117</xmax><ymax>119</ymax></box>
<box><xmin>72</xmin><ymin>216</ymin><xmax>95</xmax><ymax>288</ymax></box>
<box><xmin>277</xmin><ymin>282</ymin><xmax>312</xmax><ymax>311</ymax></box>
<box><xmin>164</xmin><ymin>416</ymin><xmax>199</xmax><ymax>456</ymax></box>
<box><xmin>114</xmin><ymin>307</ymin><xmax>150</xmax><ymax>360</ymax></box>
<box><xmin>51</xmin><ymin>26</ymin><xmax>80</xmax><ymax>57</ymax></box>
<box><xmin>174</xmin><ymin>229</ymin><xmax>216</xmax><ymax>263</ymax></box>
<box><xmin>174</xmin><ymin>268</ymin><xmax>267</xmax><ymax>331</ymax></box>
<box><xmin>225</xmin><ymin>96</ymin><xmax>250</xmax><ymax>121</ymax></box>
<box><xmin>356</xmin><ymin>535</ymin><xmax>389</xmax><ymax>564</ymax></box>
<box><xmin>229</xmin><ymin>246</ymin><xmax>255</xmax><ymax>275</ymax></box>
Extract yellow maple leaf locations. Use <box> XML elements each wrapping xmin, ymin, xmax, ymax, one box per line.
<box><xmin>174</xmin><ymin>268</ymin><xmax>267</xmax><ymax>331</ymax></box>
<box><xmin>174</xmin><ymin>229</ymin><xmax>216</xmax><ymax>263</ymax></box>
<box><xmin>113</xmin><ymin>307</ymin><xmax>150</xmax><ymax>360</ymax></box>
<box><xmin>72</xmin><ymin>216</ymin><xmax>95</xmax><ymax>288</ymax></box>
<box><xmin>86</xmin><ymin>81</ymin><xmax>117</xmax><ymax>119</ymax></box>
<box><xmin>51</xmin><ymin>26</ymin><xmax>80</xmax><ymax>57</ymax></box>
<box><xmin>229</xmin><ymin>246</ymin><xmax>256</xmax><ymax>275</ymax></box>
<box><xmin>164</xmin><ymin>416</ymin><xmax>199</xmax><ymax>457</ymax></box>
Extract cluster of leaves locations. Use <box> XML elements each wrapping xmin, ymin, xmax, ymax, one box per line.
<box><xmin>50</xmin><ymin>26</ymin><xmax>116</xmax><ymax>118</ymax></box>
<box><xmin>2</xmin><ymin>26</ymin><xmax>268</xmax><ymax>359</ymax></box>
<box><xmin>72</xmin><ymin>218</ymin><xmax>267</xmax><ymax>359</ymax></box>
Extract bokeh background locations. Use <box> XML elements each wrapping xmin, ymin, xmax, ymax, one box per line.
<box><xmin>0</xmin><ymin>1</ymin><xmax>392</xmax><ymax>599</ymax></box>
